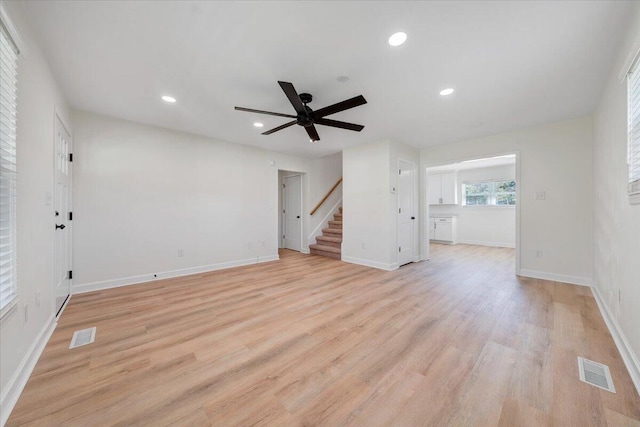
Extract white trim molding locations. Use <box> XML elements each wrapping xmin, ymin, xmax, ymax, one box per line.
<box><xmin>0</xmin><ymin>3</ymin><xmax>26</xmax><ymax>56</ymax></box>
<box><xmin>591</xmin><ymin>286</ymin><xmax>640</xmax><ymax>395</ymax></box>
<box><xmin>518</xmin><ymin>269</ymin><xmax>592</xmax><ymax>287</ymax></box>
<box><xmin>73</xmin><ymin>255</ymin><xmax>280</xmax><ymax>294</ymax></box>
<box><xmin>342</xmin><ymin>255</ymin><xmax>398</xmax><ymax>271</ymax></box>
<box><xmin>0</xmin><ymin>315</ymin><xmax>56</xmax><ymax>426</ymax></box>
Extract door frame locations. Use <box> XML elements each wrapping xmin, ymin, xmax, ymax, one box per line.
<box><xmin>422</xmin><ymin>150</ymin><xmax>521</xmax><ymax>275</ymax></box>
<box><xmin>397</xmin><ymin>158</ymin><xmax>418</xmax><ymax>266</ymax></box>
<box><xmin>281</xmin><ymin>173</ymin><xmax>304</xmax><ymax>252</ymax></box>
<box><xmin>53</xmin><ymin>108</ymin><xmax>72</xmax><ymax>318</ymax></box>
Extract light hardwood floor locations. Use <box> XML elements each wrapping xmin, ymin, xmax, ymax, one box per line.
<box><xmin>7</xmin><ymin>244</ymin><xmax>640</xmax><ymax>426</ymax></box>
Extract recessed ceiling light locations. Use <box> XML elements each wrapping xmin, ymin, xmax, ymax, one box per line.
<box><xmin>161</xmin><ymin>95</ymin><xmax>176</xmax><ymax>103</ymax></box>
<box><xmin>253</xmin><ymin>122</ymin><xmax>264</xmax><ymax>128</ymax></box>
<box><xmin>388</xmin><ymin>32</ymin><xmax>407</xmax><ymax>47</ymax></box>
<box><xmin>439</xmin><ymin>88</ymin><xmax>455</xmax><ymax>96</ymax></box>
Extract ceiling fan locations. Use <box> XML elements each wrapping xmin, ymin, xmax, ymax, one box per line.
<box><xmin>235</xmin><ymin>81</ymin><xmax>367</xmax><ymax>142</ymax></box>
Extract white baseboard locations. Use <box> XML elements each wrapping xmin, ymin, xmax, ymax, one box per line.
<box><xmin>591</xmin><ymin>285</ymin><xmax>640</xmax><ymax>395</ymax></box>
<box><xmin>457</xmin><ymin>239</ymin><xmax>516</xmax><ymax>248</ymax></box>
<box><xmin>1</xmin><ymin>315</ymin><xmax>56</xmax><ymax>426</ymax></box>
<box><xmin>73</xmin><ymin>254</ymin><xmax>280</xmax><ymax>294</ymax></box>
<box><xmin>300</xmin><ymin>248</ymin><xmax>310</xmax><ymax>255</ymax></box>
<box><xmin>342</xmin><ymin>255</ymin><xmax>397</xmax><ymax>271</ymax></box>
<box><xmin>518</xmin><ymin>269</ymin><xmax>592</xmax><ymax>287</ymax></box>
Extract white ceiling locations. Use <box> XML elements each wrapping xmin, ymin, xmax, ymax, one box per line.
<box><xmin>16</xmin><ymin>1</ymin><xmax>635</xmax><ymax>157</ymax></box>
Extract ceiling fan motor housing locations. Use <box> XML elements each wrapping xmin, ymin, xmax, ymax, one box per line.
<box><xmin>298</xmin><ymin>104</ymin><xmax>315</xmax><ymax>127</ymax></box>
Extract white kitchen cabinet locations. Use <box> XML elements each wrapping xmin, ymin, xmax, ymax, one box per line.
<box><xmin>429</xmin><ymin>217</ymin><xmax>457</xmax><ymax>243</ymax></box>
<box><xmin>429</xmin><ymin>172</ymin><xmax>457</xmax><ymax>205</ymax></box>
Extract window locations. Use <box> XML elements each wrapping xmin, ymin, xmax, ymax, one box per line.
<box><xmin>0</xmin><ymin>17</ymin><xmax>19</xmax><ymax>316</ymax></box>
<box><xmin>463</xmin><ymin>180</ymin><xmax>516</xmax><ymax>206</ymax></box>
<box><xmin>627</xmin><ymin>60</ymin><xmax>640</xmax><ymax>205</ymax></box>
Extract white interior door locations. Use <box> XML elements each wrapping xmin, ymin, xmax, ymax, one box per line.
<box><xmin>54</xmin><ymin>116</ymin><xmax>72</xmax><ymax>316</ymax></box>
<box><xmin>398</xmin><ymin>160</ymin><xmax>415</xmax><ymax>266</ymax></box>
<box><xmin>283</xmin><ymin>175</ymin><xmax>301</xmax><ymax>251</ymax></box>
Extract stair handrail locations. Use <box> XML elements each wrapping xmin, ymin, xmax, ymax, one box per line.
<box><xmin>310</xmin><ymin>177</ymin><xmax>343</xmax><ymax>215</ymax></box>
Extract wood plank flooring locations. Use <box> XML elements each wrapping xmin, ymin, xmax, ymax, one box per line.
<box><xmin>7</xmin><ymin>243</ymin><xmax>640</xmax><ymax>426</ymax></box>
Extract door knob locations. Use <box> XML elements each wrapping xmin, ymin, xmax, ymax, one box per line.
<box><xmin>297</xmin><ymin>216</ymin><xmax>300</xmax><ymax>219</ymax></box>
<box><xmin>55</xmin><ymin>224</ymin><xmax>65</xmax><ymax>230</ymax></box>
<box><xmin>411</xmin><ymin>217</ymin><xmax>415</xmax><ymax>220</ymax></box>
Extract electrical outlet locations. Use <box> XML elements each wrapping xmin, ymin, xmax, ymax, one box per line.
<box><xmin>536</xmin><ymin>250</ymin><xmax>543</xmax><ymax>258</ymax></box>
<box><xmin>177</xmin><ymin>248</ymin><xmax>184</xmax><ymax>257</ymax></box>
<box><xmin>23</xmin><ymin>304</ymin><xmax>28</xmax><ymax>323</ymax></box>
<box><xmin>248</xmin><ymin>242</ymin><xmax>253</xmax><ymax>250</ymax></box>
<box><xmin>262</xmin><ymin>240</ymin><xmax>266</xmax><ymax>247</ymax></box>
<box><xmin>361</xmin><ymin>242</ymin><xmax>366</xmax><ymax>250</ymax></box>
<box><xmin>35</xmin><ymin>291</ymin><xmax>40</xmax><ymax>308</ymax></box>
<box><xmin>534</xmin><ymin>191</ymin><xmax>546</xmax><ymax>200</ymax></box>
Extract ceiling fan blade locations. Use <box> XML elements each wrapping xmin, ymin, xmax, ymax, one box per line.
<box><xmin>305</xmin><ymin>125</ymin><xmax>320</xmax><ymax>142</ymax></box>
<box><xmin>278</xmin><ymin>81</ymin><xmax>306</xmax><ymax>115</ymax></box>
<box><xmin>314</xmin><ymin>118</ymin><xmax>364</xmax><ymax>132</ymax></box>
<box><xmin>315</xmin><ymin>95</ymin><xmax>367</xmax><ymax>118</ymax></box>
<box><xmin>262</xmin><ymin>120</ymin><xmax>297</xmax><ymax>135</ymax></box>
<box><xmin>235</xmin><ymin>106</ymin><xmax>296</xmax><ymax>119</ymax></box>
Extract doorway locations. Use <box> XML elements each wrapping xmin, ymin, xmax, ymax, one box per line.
<box><xmin>279</xmin><ymin>171</ymin><xmax>303</xmax><ymax>252</ymax></box>
<box><xmin>424</xmin><ymin>153</ymin><xmax>520</xmax><ymax>273</ymax></box>
<box><xmin>398</xmin><ymin>159</ymin><xmax>416</xmax><ymax>266</ymax></box>
<box><xmin>54</xmin><ymin>114</ymin><xmax>72</xmax><ymax>316</ymax></box>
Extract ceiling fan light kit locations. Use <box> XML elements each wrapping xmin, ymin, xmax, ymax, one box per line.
<box><xmin>235</xmin><ymin>81</ymin><xmax>367</xmax><ymax>142</ymax></box>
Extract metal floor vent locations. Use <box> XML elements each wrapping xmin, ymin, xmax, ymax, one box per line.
<box><xmin>578</xmin><ymin>357</ymin><xmax>616</xmax><ymax>393</ymax></box>
<box><xmin>69</xmin><ymin>327</ymin><xmax>96</xmax><ymax>349</ymax></box>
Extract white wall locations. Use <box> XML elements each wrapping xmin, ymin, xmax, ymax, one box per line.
<box><xmin>343</xmin><ymin>140</ymin><xmax>392</xmax><ymax>269</ymax></box>
<box><xmin>72</xmin><ymin>110</ymin><xmax>315</xmax><ymax>292</ymax></box>
<box><xmin>592</xmin><ymin>2</ymin><xmax>640</xmax><ymax>391</ymax></box>
<box><xmin>421</xmin><ymin>116</ymin><xmax>593</xmax><ymax>285</ymax></box>
<box><xmin>343</xmin><ymin>140</ymin><xmax>419</xmax><ymax>270</ymax></box>
<box><xmin>0</xmin><ymin>1</ymin><xmax>71</xmax><ymax>421</ymax></box>
<box><xmin>430</xmin><ymin>164</ymin><xmax>516</xmax><ymax>247</ymax></box>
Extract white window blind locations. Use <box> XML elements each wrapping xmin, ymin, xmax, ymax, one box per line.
<box><xmin>0</xmin><ymin>19</ymin><xmax>18</xmax><ymax>316</ymax></box>
<box><xmin>627</xmin><ymin>60</ymin><xmax>640</xmax><ymax>205</ymax></box>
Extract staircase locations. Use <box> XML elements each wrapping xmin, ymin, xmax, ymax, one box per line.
<box><xmin>309</xmin><ymin>207</ymin><xmax>342</xmax><ymax>259</ymax></box>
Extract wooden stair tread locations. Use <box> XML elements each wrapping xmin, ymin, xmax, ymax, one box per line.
<box><xmin>322</xmin><ymin>228</ymin><xmax>342</xmax><ymax>235</ymax></box>
<box><xmin>316</xmin><ymin>235</ymin><xmax>342</xmax><ymax>243</ymax></box>
<box><xmin>309</xmin><ymin>244</ymin><xmax>341</xmax><ymax>254</ymax></box>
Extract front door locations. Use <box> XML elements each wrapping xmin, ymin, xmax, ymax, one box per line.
<box><xmin>283</xmin><ymin>175</ymin><xmax>302</xmax><ymax>251</ymax></box>
<box><xmin>54</xmin><ymin>115</ymin><xmax>72</xmax><ymax>316</ymax></box>
<box><xmin>398</xmin><ymin>160</ymin><xmax>415</xmax><ymax>266</ymax></box>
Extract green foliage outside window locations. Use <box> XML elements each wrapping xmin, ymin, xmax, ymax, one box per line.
<box><xmin>463</xmin><ymin>180</ymin><xmax>516</xmax><ymax>206</ymax></box>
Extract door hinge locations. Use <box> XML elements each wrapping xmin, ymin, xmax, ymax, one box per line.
<box><xmin>398</xmin><ymin>246</ymin><xmax>401</xmax><ymax>252</ymax></box>
<box><xmin>283</xmin><ymin>184</ymin><xmax>285</xmax><ymax>188</ymax></box>
<box><xmin>69</xmin><ymin>153</ymin><xmax>73</xmax><ymax>162</ymax></box>
<box><xmin>282</xmin><ymin>235</ymin><xmax>285</xmax><ymax>239</ymax></box>
<box><xmin>69</xmin><ymin>211</ymin><xmax>73</xmax><ymax>221</ymax></box>
<box><xmin>399</xmin><ymin>169</ymin><xmax>401</xmax><ymax>175</ymax></box>
<box><xmin>68</xmin><ymin>270</ymin><xmax>73</xmax><ymax>280</ymax></box>
<box><xmin>399</xmin><ymin>208</ymin><xmax>401</xmax><ymax>214</ymax></box>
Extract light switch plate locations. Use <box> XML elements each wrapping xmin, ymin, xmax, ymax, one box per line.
<box><xmin>534</xmin><ymin>191</ymin><xmax>546</xmax><ymax>200</ymax></box>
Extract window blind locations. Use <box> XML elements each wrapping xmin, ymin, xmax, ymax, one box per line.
<box><xmin>627</xmin><ymin>60</ymin><xmax>640</xmax><ymax>204</ymax></box>
<box><xmin>0</xmin><ymin>20</ymin><xmax>18</xmax><ymax>316</ymax></box>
